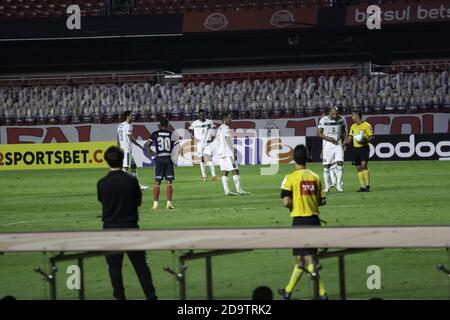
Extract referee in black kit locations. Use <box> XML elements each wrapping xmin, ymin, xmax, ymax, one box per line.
<box><xmin>97</xmin><ymin>146</ymin><xmax>157</xmax><ymax>300</ymax></box>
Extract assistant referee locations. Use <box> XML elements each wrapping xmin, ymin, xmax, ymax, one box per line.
<box><xmin>278</xmin><ymin>145</ymin><xmax>328</xmax><ymax>300</ymax></box>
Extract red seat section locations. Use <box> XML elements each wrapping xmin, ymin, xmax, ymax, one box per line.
<box><xmin>0</xmin><ymin>0</ymin><xmax>106</xmax><ymax>19</ymax></box>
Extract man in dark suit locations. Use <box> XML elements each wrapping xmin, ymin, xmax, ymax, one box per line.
<box><xmin>97</xmin><ymin>146</ymin><xmax>157</xmax><ymax>300</ymax></box>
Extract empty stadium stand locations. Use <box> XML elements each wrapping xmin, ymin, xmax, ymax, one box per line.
<box><xmin>132</xmin><ymin>0</ymin><xmax>337</xmax><ymax>15</ymax></box>
<box><xmin>1</xmin><ymin>63</ymin><xmax>449</xmax><ymax>125</ymax></box>
<box><xmin>0</xmin><ymin>0</ymin><xmax>366</xmax><ymax>19</ymax></box>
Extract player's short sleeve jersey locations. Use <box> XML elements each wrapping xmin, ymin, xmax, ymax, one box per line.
<box><xmin>349</xmin><ymin>121</ymin><xmax>373</xmax><ymax>148</ymax></box>
<box><xmin>117</xmin><ymin>121</ymin><xmax>132</xmax><ymax>152</ymax></box>
<box><xmin>281</xmin><ymin>169</ymin><xmax>325</xmax><ymax>218</ymax></box>
<box><xmin>216</xmin><ymin>124</ymin><xmax>234</xmax><ymax>158</ymax></box>
<box><xmin>151</xmin><ymin>129</ymin><xmax>174</xmax><ymax>158</ymax></box>
<box><xmin>189</xmin><ymin>119</ymin><xmax>215</xmax><ymax>144</ymax></box>
<box><xmin>318</xmin><ymin>115</ymin><xmax>346</xmax><ymax>147</ymax></box>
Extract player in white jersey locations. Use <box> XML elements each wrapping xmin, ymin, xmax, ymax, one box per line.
<box><xmin>188</xmin><ymin>109</ymin><xmax>219</xmax><ymax>181</ymax></box>
<box><xmin>117</xmin><ymin>110</ymin><xmax>149</xmax><ymax>191</ymax></box>
<box><xmin>216</xmin><ymin>113</ymin><xmax>249</xmax><ymax>196</ymax></box>
<box><xmin>330</xmin><ymin>109</ymin><xmax>346</xmax><ymax>188</ymax></box>
<box><xmin>317</xmin><ymin>106</ymin><xmax>346</xmax><ymax>192</ymax></box>
<box><xmin>319</xmin><ymin>109</ymin><xmax>345</xmax><ymax>189</ymax></box>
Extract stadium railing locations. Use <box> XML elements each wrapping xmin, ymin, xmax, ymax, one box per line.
<box><xmin>1</xmin><ymin>226</ymin><xmax>450</xmax><ymax>300</ymax></box>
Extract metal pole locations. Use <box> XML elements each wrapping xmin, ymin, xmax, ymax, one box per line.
<box><xmin>448</xmin><ymin>248</ymin><xmax>450</xmax><ymax>300</ymax></box>
<box><xmin>338</xmin><ymin>255</ymin><xmax>347</xmax><ymax>300</ymax></box>
<box><xmin>205</xmin><ymin>256</ymin><xmax>213</xmax><ymax>300</ymax></box>
<box><xmin>312</xmin><ymin>257</ymin><xmax>320</xmax><ymax>300</ymax></box>
<box><xmin>49</xmin><ymin>259</ymin><xmax>57</xmax><ymax>300</ymax></box>
<box><xmin>179</xmin><ymin>257</ymin><xmax>186</xmax><ymax>300</ymax></box>
<box><xmin>78</xmin><ymin>258</ymin><xmax>85</xmax><ymax>300</ymax></box>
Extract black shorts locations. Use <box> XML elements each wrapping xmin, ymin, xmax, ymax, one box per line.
<box><xmin>292</xmin><ymin>215</ymin><xmax>321</xmax><ymax>256</ymax></box>
<box><xmin>154</xmin><ymin>156</ymin><xmax>175</xmax><ymax>181</ymax></box>
<box><xmin>352</xmin><ymin>146</ymin><xmax>370</xmax><ymax>166</ymax></box>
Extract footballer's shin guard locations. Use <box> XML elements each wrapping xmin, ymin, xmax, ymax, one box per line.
<box><xmin>221</xmin><ymin>176</ymin><xmax>230</xmax><ymax>194</ymax></box>
<box><xmin>200</xmin><ymin>162</ymin><xmax>207</xmax><ymax>178</ymax></box>
<box><xmin>336</xmin><ymin>165</ymin><xmax>344</xmax><ymax>188</ymax></box>
<box><xmin>323</xmin><ymin>168</ymin><xmax>330</xmax><ymax>190</ymax></box>
<box><xmin>330</xmin><ymin>165</ymin><xmax>337</xmax><ymax>186</ymax></box>
<box><xmin>232</xmin><ymin>175</ymin><xmax>241</xmax><ymax>193</ymax></box>
<box><xmin>166</xmin><ymin>184</ymin><xmax>173</xmax><ymax>202</ymax></box>
<box><xmin>153</xmin><ymin>185</ymin><xmax>160</xmax><ymax>202</ymax></box>
<box><xmin>207</xmin><ymin>161</ymin><xmax>216</xmax><ymax>177</ymax></box>
<box><xmin>285</xmin><ymin>265</ymin><xmax>303</xmax><ymax>293</ymax></box>
<box><xmin>166</xmin><ymin>184</ymin><xmax>174</xmax><ymax>209</ymax></box>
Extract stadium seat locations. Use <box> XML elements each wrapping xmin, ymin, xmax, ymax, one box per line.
<box><xmin>133</xmin><ymin>0</ymin><xmax>342</xmax><ymax>14</ymax></box>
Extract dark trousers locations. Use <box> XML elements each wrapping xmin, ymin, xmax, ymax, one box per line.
<box><xmin>105</xmin><ymin>251</ymin><xmax>157</xmax><ymax>300</ymax></box>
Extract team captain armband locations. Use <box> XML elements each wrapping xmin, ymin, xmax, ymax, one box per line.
<box><xmin>280</xmin><ymin>189</ymin><xmax>293</xmax><ymax>198</ymax></box>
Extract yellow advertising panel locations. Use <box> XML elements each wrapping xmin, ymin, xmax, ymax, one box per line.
<box><xmin>0</xmin><ymin>142</ymin><xmax>116</xmax><ymax>170</ymax></box>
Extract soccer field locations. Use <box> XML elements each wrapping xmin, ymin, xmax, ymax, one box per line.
<box><xmin>1</xmin><ymin>160</ymin><xmax>450</xmax><ymax>299</ymax></box>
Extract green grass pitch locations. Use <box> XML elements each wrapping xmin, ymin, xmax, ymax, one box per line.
<box><xmin>1</xmin><ymin>160</ymin><xmax>450</xmax><ymax>300</ymax></box>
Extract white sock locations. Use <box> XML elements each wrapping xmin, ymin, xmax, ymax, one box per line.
<box><xmin>200</xmin><ymin>162</ymin><xmax>206</xmax><ymax>178</ymax></box>
<box><xmin>336</xmin><ymin>165</ymin><xmax>344</xmax><ymax>187</ymax></box>
<box><xmin>221</xmin><ymin>176</ymin><xmax>230</xmax><ymax>194</ymax></box>
<box><xmin>207</xmin><ymin>161</ymin><xmax>216</xmax><ymax>177</ymax></box>
<box><xmin>323</xmin><ymin>168</ymin><xmax>330</xmax><ymax>189</ymax></box>
<box><xmin>330</xmin><ymin>165</ymin><xmax>337</xmax><ymax>186</ymax></box>
<box><xmin>232</xmin><ymin>175</ymin><xmax>242</xmax><ymax>192</ymax></box>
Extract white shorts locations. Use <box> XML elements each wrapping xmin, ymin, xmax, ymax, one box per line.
<box><xmin>219</xmin><ymin>156</ymin><xmax>238</xmax><ymax>172</ymax></box>
<box><xmin>123</xmin><ymin>151</ymin><xmax>135</xmax><ymax>168</ymax></box>
<box><xmin>322</xmin><ymin>144</ymin><xmax>344</xmax><ymax>165</ymax></box>
<box><xmin>197</xmin><ymin>140</ymin><xmax>217</xmax><ymax>157</ymax></box>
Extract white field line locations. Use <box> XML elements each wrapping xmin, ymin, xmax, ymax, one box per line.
<box><xmin>0</xmin><ymin>212</ymin><xmax>101</xmax><ymax>226</ymax></box>
<box><xmin>1</xmin><ymin>220</ymin><xmax>42</xmax><ymax>226</ymax></box>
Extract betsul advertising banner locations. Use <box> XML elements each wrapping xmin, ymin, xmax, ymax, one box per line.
<box><xmin>183</xmin><ymin>7</ymin><xmax>318</xmax><ymax>33</ymax></box>
<box><xmin>0</xmin><ymin>141</ymin><xmax>113</xmax><ymax>171</ymax></box>
<box><xmin>346</xmin><ymin>0</ymin><xmax>450</xmax><ymax>26</ymax></box>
